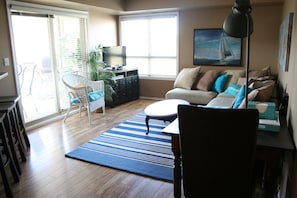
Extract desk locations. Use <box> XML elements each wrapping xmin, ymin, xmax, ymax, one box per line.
<box><xmin>162</xmin><ymin>116</ymin><xmax>295</xmax><ymax>198</ymax></box>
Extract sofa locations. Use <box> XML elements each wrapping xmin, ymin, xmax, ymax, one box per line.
<box><xmin>165</xmin><ymin>66</ymin><xmax>277</xmax><ymax>109</ymax></box>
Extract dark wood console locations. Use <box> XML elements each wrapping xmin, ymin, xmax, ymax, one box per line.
<box><xmin>107</xmin><ymin>68</ymin><xmax>139</xmax><ymax>107</ymax></box>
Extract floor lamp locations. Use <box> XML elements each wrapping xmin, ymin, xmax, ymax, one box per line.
<box><xmin>223</xmin><ymin>0</ymin><xmax>253</xmax><ymax>108</ymax></box>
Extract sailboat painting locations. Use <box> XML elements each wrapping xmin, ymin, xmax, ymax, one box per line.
<box><xmin>194</xmin><ymin>29</ymin><xmax>242</xmax><ymax>66</ymax></box>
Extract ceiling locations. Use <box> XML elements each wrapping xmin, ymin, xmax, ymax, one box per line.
<box><xmin>18</xmin><ymin>0</ymin><xmax>285</xmax><ymax>14</ymax></box>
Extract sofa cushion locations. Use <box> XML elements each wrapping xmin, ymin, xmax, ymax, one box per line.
<box><xmin>216</xmin><ymin>92</ymin><xmax>236</xmax><ymax>98</ymax></box>
<box><xmin>252</xmin><ymin>79</ymin><xmax>275</xmax><ymax>102</ymax></box>
<box><xmin>196</xmin><ymin>70</ymin><xmax>221</xmax><ymax>91</ymax></box>
<box><xmin>165</xmin><ymin>88</ymin><xmax>217</xmax><ymax>105</ymax></box>
<box><xmin>206</xmin><ymin>97</ymin><xmax>235</xmax><ymax>108</ymax></box>
<box><xmin>224</xmin><ymin>83</ymin><xmax>241</xmax><ymax>97</ymax></box>
<box><xmin>247</xmin><ymin>66</ymin><xmax>271</xmax><ymax>78</ymax></box>
<box><xmin>211</xmin><ymin>73</ymin><xmax>231</xmax><ymax>93</ymax></box>
<box><xmin>174</xmin><ymin>67</ymin><xmax>201</xmax><ymax>90</ymax></box>
<box><xmin>255</xmin><ymin>84</ymin><xmax>274</xmax><ymax>102</ymax></box>
<box><xmin>236</xmin><ymin>77</ymin><xmax>254</xmax><ymax>86</ymax></box>
<box><xmin>238</xmin><ymin>89</ymin><xmax>259</xmax><ymax>109</ymax></box>
<box><xmin>224</xmin><ymin>69</ymin><xmax>245</xmax><ymax>88</ymax></box>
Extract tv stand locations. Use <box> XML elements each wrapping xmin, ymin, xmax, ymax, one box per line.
<box><xmin>107</xmin><ymin>68</ymin><xmax>139</xmax><ymax>107</ymax></box>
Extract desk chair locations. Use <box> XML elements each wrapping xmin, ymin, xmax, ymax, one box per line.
<box><xmin>178</xmin><ymin>105</ymin><xmax>259</xmax><ymax>198</ymax></box>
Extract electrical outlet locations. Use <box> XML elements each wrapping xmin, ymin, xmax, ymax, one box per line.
<box><xmin>3</xmin><ymin>58</ymin><xmax>10</xmax><ymax>67</ymax></box>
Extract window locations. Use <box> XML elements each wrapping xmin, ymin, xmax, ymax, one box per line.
<box><xmin>120</xmin><ymin>12</ymin><xmax>178</xmax><ymax>79</ymax></box>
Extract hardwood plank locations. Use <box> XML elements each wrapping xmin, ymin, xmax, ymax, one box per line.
<box><xmin>0</xmin><ymin>99</ymin><xmax>267</xmax><ymax>197</ymax></box>
<box><xmin>0</xmin><ymin>99</ymin><xmax>177</xmax><ymax>198</ymax></box>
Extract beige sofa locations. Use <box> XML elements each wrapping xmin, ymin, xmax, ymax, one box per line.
<box><xmin>165</xmin><ymin>66</ymin><xmax>276</xmax><ymax>109</ymax></box>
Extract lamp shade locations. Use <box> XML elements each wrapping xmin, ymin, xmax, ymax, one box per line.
<box><xmin>223</xmin><ymin>12</ymin><xmax>253</xmax><ymax>38</ymax></box>
<box><xmin>223</xmin><ymin>0</ymin><xmax>253</xmax><ymax>38</ymax></box>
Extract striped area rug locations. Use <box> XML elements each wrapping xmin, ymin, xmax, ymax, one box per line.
<box><xmin>65</xmin><ymin>112</ymin><xmax>174</xmax><ymax>181</ymax></box>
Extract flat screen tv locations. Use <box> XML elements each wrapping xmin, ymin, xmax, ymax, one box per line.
<box><xmin>103</xmin><ymin>46</ymin><xmax>126</xmax><ymax>68</ymax></box>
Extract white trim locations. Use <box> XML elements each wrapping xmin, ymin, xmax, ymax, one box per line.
<box><xmin>139</xmin><ymin>76</ymin><xmax>175</xmax><ymax>81</ymax></box>
<box><xmin>119</xmin><ymin>11</ymin><xmax>178</xmax><ymax>21</ymax></box>
<box><xmin>7</xmin><ymin>0</ymin><xmax>88</xmax><ymax>18</ymax></box>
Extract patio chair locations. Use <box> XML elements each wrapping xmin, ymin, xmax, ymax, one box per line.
<box><xmin>62</xmin><ymin>73</ymin><xmax>105</xmax><ymax>126</ymax></box>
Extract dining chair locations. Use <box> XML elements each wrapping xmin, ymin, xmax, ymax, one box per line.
<box><xmin>0</xmin><ymin>113</ymin><xmax>20</xmax><ymax>198</ymax></box>
<box><xmin>62</xmin><ymin>73</ymin><xmax>105</xmax><ymax>126</ymax></box>
<box><xmin>178</xmin><ymin>105</ymin><xmax>259</xmax><ymax>198</ymax></box>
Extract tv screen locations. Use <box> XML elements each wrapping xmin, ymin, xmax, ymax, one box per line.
<box><xmin>103</xmin><ymin>46</ymin><xmax>126</xmax><ymax>67</ymax></box>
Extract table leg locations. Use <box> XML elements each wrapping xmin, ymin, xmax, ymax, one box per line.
<box><xmin>145</xmin><ymin>116</ymin><xmax>150</xmax><ymax>135</ymax></box>
<box><xmin>172</xmin><ymin>135</ymin><xmax>181</xmax><ymax>198</ymax></box>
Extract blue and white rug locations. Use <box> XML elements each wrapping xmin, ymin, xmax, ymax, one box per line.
<box><xmin>65</xmin><ymin>112</ymin><xmax>174</xmax><ymax>181</ymax></box>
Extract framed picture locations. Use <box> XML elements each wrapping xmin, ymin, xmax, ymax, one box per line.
<box><xmin>278</xmin><ymin>12</ymin><xmax>294</xmax><ymax>72</ymax></box>
<box><xmin>193</xmin><ymin>28</ymin><xmax>242</xmax><ymax>66</ymax></box>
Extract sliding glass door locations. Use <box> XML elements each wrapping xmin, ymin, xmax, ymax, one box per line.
<box><xmin>12</xmin><ymin>15</ymin><xmax>57</xmax><ymax>122</ymax></box>
<box><xmin>11</xmin><ymin>12</ymin><xmax>87</xmax><ymax>123</ymax></box>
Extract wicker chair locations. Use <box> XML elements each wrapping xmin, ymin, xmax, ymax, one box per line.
<box><xmin>62</xmin><ymin>73</ymin><xmax>105</xmax><ymax>126</ymax></box>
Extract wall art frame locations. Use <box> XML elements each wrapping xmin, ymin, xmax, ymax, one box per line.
<box><xmin>278</xmin><ymin>12</ymin><xmax>294</xmax><ymax>72</ymax></box>
<box><xmin>193</xmin><ymin>28</ymin><xmax>242</xmax><ymax>66</ymax></box>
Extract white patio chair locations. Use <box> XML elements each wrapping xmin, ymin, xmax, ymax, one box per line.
<box><xmin>62</xmin><ymin>73</ymin><xmax>105</xmax><ymax>126</ymax></box>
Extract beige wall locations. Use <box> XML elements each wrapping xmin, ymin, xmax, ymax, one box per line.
<box><xmin>281</xmin><ymin>0</ymin><xmax>297</xmax><ymax>138</ymax></box>
<box><xmin>140</xmin><ymin>4</ymin><xmax>282</xmax><ymax>99</ymax></box>
<box><xmin>140</xmin><ymin>79</ymin><xmax>173</xmax><ymax>99</ymax></box>
<box><xmin>88</xmin><ymin>9</ymin><xmax>118</xmax><ymax>49</ymax></box>
<box><xmin>179</xmin><ymin>5</ymin><xmax>281</xmax><ymax>72</ymax></box>
<box><xmin>69</xmin><ymin>0</ymin><xmax>124</xmax><ymax>11</ymax></box>
<box><xmin>0</xmin><ymin>0</ymin><xmax>18</xmax><ymax>96</ymax></box>
<box><xmin>124</xmin><ymin>0</ymin><xmax>283</xmax><ymax>11</ymax></box>
<box><xmin>279</xmin><ymin>1</ymin><xmax>297</xmax><ymax>196</ymax></box>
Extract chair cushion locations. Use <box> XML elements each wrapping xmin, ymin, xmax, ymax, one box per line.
<box><xmin>71</xmin><ymin>91</ymin><xmax>104</xmax><ymax>103</ymax></box>
<box><xmin>70</xmin><ymin>97</ymin><xmax>80</xmax><ymax>104</ymax></box>
<box><xmin>88</xmin><ymin>91</ymin><xmax>105</xmax><ymax>102</ymax></box>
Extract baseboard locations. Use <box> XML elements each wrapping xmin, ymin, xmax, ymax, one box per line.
<box><xmin>139</xmin><ymin>96</ymin><xmax>164</xmax><ymax>101</ymax></box>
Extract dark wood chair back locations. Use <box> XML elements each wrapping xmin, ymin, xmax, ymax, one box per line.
<box><xmin>178</xmin><ymin>105</ymin><xmax>259</xmax><ymax>198</ymax></box>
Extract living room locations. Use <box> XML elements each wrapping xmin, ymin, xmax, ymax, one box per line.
<box><xmin>0</xmin><ymin>0</ymin><xmax>297</xmax><ymax>197</ymax></box>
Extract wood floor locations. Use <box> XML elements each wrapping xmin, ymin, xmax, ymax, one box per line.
<box><xmin>0</xmin><ymin>99</ymin><xmax>267</xmax><ymax>197</ymax></box>
<box><xmin>0</xmin><ymin>99</ymin><xmax>176</xmax><ymax>198</ymax></box>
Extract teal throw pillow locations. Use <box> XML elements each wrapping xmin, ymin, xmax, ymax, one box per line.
<box><xmin>233</xmin><ymin>85</ymin><xmax>253</xmax><ymax>109</ymax></box>
<box><xmin>224</xmin><ymin>83</ymin><xmax>241</xmax><ymax>97</ymax></box>
<box><xmin>211</xmin><ymin>73</ymin><xmax>230</xmax><ymax>93</ymax></box>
